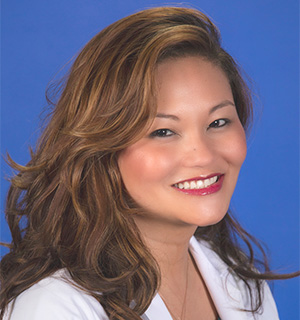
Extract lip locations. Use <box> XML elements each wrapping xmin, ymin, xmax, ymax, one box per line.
<box><xmin>172</xmin><ymin>174</ymin><xmax>224</xmax><ymax>196</ymax></box>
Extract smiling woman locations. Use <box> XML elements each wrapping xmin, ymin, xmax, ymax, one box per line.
<box><xmin>0</xmin><ymin>6</ymin><xmax>298</xmax><ymax>320</ymax></box>
<box><xmin>118</xmin><ymin>57</ymin><xmax>247</xmax><ymax>228</ymax></box>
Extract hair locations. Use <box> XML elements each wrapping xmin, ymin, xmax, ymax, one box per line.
<box><xmin>0</xmin><ymin>6</ymin><xmax>298</xmax><ymax>320</ymax></box>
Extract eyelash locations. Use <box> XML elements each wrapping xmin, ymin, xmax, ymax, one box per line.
<box><xmin>208</xmin><ymin>118</ymin><xmax>231</xmax><ymax>129</ymax></box>
<box><xmin>149</xmin><ymin>119</ymin><xmax>231</xmax><ymax>138</ymax></box>
<box><xmin>150</xmin><ymin>128</ymin><xmax>175</xmax><ymax>138</ymax></box>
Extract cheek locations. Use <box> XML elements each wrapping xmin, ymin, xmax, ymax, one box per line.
<box><xmin>228</xmin><ymin>127</ymin><xmax>247</xmax><ymax>166</ymax></box>
<box><xmin>118</xmin><ymin>145</ymin><xmax>175</xmax><ymax>188</ymax></box>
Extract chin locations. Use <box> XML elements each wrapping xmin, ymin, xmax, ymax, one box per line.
<box><xmin>192</xmin><ymin>210</ymin><xmax>227</xmax><ymax>227</ymax></box>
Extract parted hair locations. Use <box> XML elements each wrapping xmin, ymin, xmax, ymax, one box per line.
<box><xmin>0</xmin><ymin>6</ymin><xmax>297</xmax><ymax>320</ymax></box>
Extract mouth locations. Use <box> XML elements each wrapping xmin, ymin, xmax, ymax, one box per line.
<box><xmin>172</xmin><ymin>174</ymin><xmax>224</xmax><ymax>195</ymax></box>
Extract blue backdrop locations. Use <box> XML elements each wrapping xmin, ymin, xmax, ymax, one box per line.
<box><xmin>1</xmin><ymin>1</ymin><xmax>299</xmax><ymax>318</ymax></box>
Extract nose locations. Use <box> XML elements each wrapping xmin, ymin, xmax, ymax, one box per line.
<box><xmin>181</xmin><ymin>134</ymin><xmax>216</xmax><ymax>168</ymax></box>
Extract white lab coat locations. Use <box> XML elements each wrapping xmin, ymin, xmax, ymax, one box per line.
<box><xmin>4</xmin><ymin>236</ymin><xmax>279</xmax><ymax>320</ymax></box>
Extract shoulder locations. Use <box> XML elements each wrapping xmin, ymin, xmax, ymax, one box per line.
<box><xmin>4</xmin><ymin>269</ymin><xmax>109</xmax><ymax>320</ymax></box>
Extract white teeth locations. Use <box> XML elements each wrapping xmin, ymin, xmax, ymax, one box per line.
<box><xmin>203</xmin><ymin>179</ymin><xmax>209</xmax><ymax>188</ymax></box>
<box><xmin>174</xmin><ymin>176</ymin><xmax>219</xmax><ymax>190</ymax></box>
<box><xmin>190</xmin><ymin>181</ymin><xmax>197</xmax><ymax>189</ymax></box>
<box><xmin>197</xmin><ymin>180</ymin><xmax>204</xmax><ymax>188</ymax></box>
<box><xmin>210</xmin><ymin>176</ymin><xmax>217</xmax><ymax>184</ymax></box>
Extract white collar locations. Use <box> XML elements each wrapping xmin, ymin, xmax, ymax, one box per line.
<box><xmin>142</xmin><ymin>236</ymin><xmax>248</xmax><ymax>320</ymax></box>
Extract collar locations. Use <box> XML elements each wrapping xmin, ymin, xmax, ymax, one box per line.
<box><xmin>143</xmin><ymin>236</ymin><xmax>248</xmax><ymax>320</ymax></box>
<box><xmin>189</xmin><ymin>236</ymin><xmax>248</xmax><ymax>320</ymax></box>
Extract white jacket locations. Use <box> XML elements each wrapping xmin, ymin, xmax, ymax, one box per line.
<box><xmin>4</xmin><ymin>236</ymin><xmax>279</xmax><ymax>320</ymax></box>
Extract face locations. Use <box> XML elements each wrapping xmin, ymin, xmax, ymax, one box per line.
<box><xmin>118</xmin><ymin>56</ymin><xmax>247</xmax><ymax>228</ymax></box>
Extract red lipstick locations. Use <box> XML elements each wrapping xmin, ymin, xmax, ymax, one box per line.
<box><xmin>173</xmin><ymin>174</ymin><xmax>224</xmax><ymax>196</ymax></box>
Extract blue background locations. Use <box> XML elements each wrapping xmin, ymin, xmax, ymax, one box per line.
<box><xmin>1</xmin><ymin>0</ymin><xmax>299</xmax><ymax>318</ymax></box>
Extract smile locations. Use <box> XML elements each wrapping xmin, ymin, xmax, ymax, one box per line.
<box><xmin>174</xmin><ymin>175</ymin><xmax>219</xmax><ymax>190</ymax></box>
<box><xmin>172</xmin><ymin>174</ymin><xmax>224</xmax><ymax>196</ymax></box>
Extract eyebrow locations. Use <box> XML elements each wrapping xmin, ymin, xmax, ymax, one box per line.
<box><xmin>155</xmin><ymin>113</ymin><xmax>180</xmax><ymax>121</ymax></box>
<box><xmin>209</xmin><ymin>100</ymin><xmax>236</xmax><ymax>114</ymax></box>
<box><xmin>155</xmin><ymin>100</ymin><xmax>236</xmax><ymax>121</ymax></box>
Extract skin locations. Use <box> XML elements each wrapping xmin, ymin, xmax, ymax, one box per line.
<box><xmin>118</xmin><ymin>56</ymin><xmax>247</xmax><ymax>319</ymax></box>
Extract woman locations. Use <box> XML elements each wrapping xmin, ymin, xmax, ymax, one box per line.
<box><xmin>0</xmin><ymin>7</ymin><xmax>297</xmax><ymax>320</ymax></box>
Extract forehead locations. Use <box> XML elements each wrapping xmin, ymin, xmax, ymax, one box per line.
<box><xmin>156</xmin><ymin>56</ymin><xmax>229</xmax><ymax>87</ymax></box>
<box><xmin>155</xmin><ymin>56</ymin><xmax>233</xmax><ymax>114</ymax></box>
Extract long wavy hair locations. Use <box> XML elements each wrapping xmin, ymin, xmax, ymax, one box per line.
<box><xmin>0</xmin><ymin>6</ymin><xmax>298</xmax><ymax>320</ymax></box>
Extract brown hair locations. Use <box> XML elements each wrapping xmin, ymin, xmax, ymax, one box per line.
<box><xmin>0</xmin><ymin>6</ymin><xmax>298</xmax><ymax>320</ymax></box>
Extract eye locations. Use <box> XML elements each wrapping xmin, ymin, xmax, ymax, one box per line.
<box><xmin>209</xmin><ymin>118</ymin><xmax>230</xmax><ymax>128</ymax></box>
<box><xmin>150</xmin><ymin>128</ymin><xmax>175</xmax><ymax>138</ymax></box>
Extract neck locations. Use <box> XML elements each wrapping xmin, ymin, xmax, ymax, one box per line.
<box><xmin>133</xmin><ymin>214</ymin><xmax>197</xmax><ymax>283</ymax></box>
<box><xmin>133</xmin><ymin>215</ymin><xmax>218</xmax><ymax>320</ymax></box>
